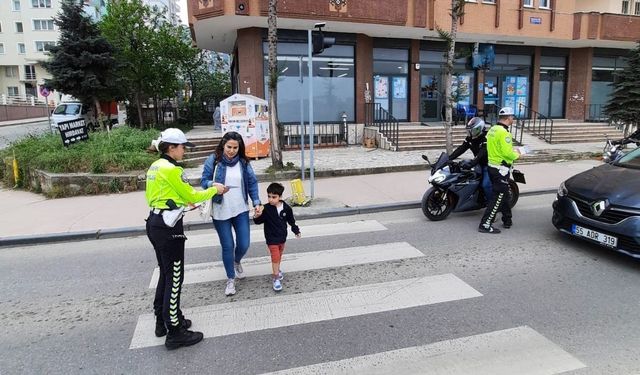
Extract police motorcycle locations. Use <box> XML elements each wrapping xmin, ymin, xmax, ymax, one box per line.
<box><xmin>602</xmin><ymin>130</ymin><xmax>640</xmax><ymax>164</ymax></box>
<box><xmin>420</xmin><ymin>153</ymin><xmax>525</xmax><ymax>221</ymax></box>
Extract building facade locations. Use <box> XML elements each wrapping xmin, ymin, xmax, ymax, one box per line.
<box><xmin>188</xmin><ymin>0</ymin><xmax>640</xmax><ymax>124</ymax></box>
<box><xmin>0</xmin><ymin>0</ymin><xmax>60</xmax><ymax>104</ymax></box>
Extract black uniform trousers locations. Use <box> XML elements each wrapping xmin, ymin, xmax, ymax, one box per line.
<box><xmin>146</xmin><ymin>212</ymin><xmax>187</xmax><ymax>332</ymax></box>
<box><xmin>479</xmin><ymin>166</ymin><xmax>512</xmax><ymax>229</ymax></box>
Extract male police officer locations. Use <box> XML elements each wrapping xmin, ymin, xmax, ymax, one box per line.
<box><xmin>478</xmin><ymin>107</ymin><xmax>520</xmax><ymax>234</ymax></box>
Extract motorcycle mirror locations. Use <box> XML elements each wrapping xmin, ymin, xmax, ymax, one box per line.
<box><xmin>421</xmin><ymin>155</ymin><xmax>430</xmax><ymax>164</ymax></box>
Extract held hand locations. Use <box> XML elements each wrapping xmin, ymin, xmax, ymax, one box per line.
<box><xmin>253</xmin><ymin>209</ymin><xmax>262</xmax><ymax>218</ymax></box>
<box><xmin>254</xmin><ymin>204</ymin><xmax>264</xmax><ymax>216</ymax></box>
<box><xmin>295</xmin><ymin>233</ymin><xmax>301</xmax><ymax>238</ymax></box>
<box><xmin>212</xmin><ymin>182</ymin><xmax>229</xmax><ymax>194</ymax></box>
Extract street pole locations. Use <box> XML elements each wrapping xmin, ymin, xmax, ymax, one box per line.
<box><xmin>299</xmin><ymin>56</ymin><xmax>305</xmax><ymax>181</ymax></box>
<box><xmin>307</xmin><ymin>29</ymin><xmax>315</xmax><ymax>198</ymax></box>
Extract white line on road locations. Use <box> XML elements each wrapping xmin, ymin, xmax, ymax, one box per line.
<box><xmin>184</xmin><ymin>219</ymin><xmax>387</xmax><ymax>249</ymax></box>
<box><xmin>149</xmin><ymin>241</ymin><xmax>424</xmax><ymax>288</ymax></box>
<box><xmin>130</xmin><ymin>274</ymin><xmax>482</xmax><ymax>349</ymax></box>
<box><xmin>261</xmin><ymin>326</ymin><xmax>586</xmax><ymax>375</ymax></box>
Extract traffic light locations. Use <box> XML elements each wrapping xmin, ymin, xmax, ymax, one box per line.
<box><xmin>312</xmin><ymin>28</ymin><xmax>335</xmax><ymax>55</ymax></box>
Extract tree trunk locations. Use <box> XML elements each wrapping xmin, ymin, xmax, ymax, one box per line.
<box><xmin>93</xmin><ymin>97</ymin><xmax>108</xmax><ymax>133</ymax></box>
<box><xmin>443</xmin><ymin>0</ymin><xmax>464</xmax><ymax>154</ymax></box>
<box><xmin>135</xmin><ymin>91</ymin><xmax>144</xmax><ymax>129</ymax></box>
<box><xmin>267</xmin><ymin>0</ymin><xmax>284</xmax><ymax>169</ymax></box>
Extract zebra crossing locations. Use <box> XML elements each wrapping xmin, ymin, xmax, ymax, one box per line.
<box><xmin>131</xmin><ymin>218</ymin><xmax>586</xmax><ymax>374</ymax></box>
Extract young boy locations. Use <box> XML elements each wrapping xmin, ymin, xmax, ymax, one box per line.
<box><xmin>253</xmin><ymin>182</ymin><xmax>301</xmax><ymax>291</ymax></box>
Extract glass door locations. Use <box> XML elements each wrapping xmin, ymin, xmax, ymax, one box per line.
<box><xmin>538</xmin><ymin>69</ymin><xmax>565</xmax><ymax>118</ymax></box>
<box><xmin>420</xmin><ymin>72</ymin><xmax>441</xmax><ymax>122</ymax></box>
<box><xmin>374</xmin><ymin>74</ymin><xmax>408</xmax><ymax>121</ymax></box>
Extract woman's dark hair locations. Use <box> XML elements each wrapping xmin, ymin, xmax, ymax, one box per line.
<box><xmin>215</xmin><ymin>131</ymin><xmax>249</xmax><ymax>163</ymax></box>
<box><xmin>147</xmin><ymin>141</ymin><xmax>177</xmax><ymax>154</ymax></box>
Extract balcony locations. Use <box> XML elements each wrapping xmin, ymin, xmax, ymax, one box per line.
<box><xmin>22</xmin><ymin>72</ymin><xmax>37</xmax><ymax>81</ymax></box>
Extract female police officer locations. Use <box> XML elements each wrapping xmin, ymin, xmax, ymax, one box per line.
<box><xmin>146</xmin><ymin>128</ymin><xmax>227</xmax><ymax>350</ymax></box>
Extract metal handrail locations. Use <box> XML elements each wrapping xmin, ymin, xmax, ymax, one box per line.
<box><xmin>518</xmin><ymin>102</ymin><xmax>554</xmax><ymax>143</ymax></box>
<box><xmin>365</xmin><ymin>102</ymin><xmax>399</xmax><ymax>150</ymax></box>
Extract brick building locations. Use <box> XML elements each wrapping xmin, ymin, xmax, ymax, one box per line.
<box><xmin>187</xmin><ymin>0</ymin><xmax>639</xmax><ymax>124</ymax></box>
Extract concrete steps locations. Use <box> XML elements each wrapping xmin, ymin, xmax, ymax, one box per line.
<box><xmin>184</xmin><ymin>136</ymin><xmax>221</xmax><ymax>164</ymax></box>
<box><xmin>524</xmin><ymin>122</ymin><xmax>624</xmax><ymax>144</ymax></box>
<box><xmin>390</xmin><ymin>126</ymin><xmax>469</xmax><ymax>151</ymax></box>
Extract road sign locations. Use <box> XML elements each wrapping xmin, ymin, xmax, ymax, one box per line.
<box><xmin>39</xmin><ymin>85</ymin><xmax>50</xmax><ymax>97</ymax></box>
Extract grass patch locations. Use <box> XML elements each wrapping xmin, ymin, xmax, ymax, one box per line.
<box><xmin>0</xmin><ymin>127</ymin><xmax>159</xmax><ymax>181</ymax></box>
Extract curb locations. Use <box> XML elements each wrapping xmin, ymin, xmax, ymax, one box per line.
<box><xmin>0</xmin><ymin>188</ymin><xmax>558</xmax><ymax>248</ymax></box>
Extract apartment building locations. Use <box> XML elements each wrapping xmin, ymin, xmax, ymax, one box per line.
<box><xmin>188</xmin><ymin>0</ymin><xmax>640</xmax><ymax>123</ymax></box>
<box><xmin>0</xmin><ymin>0</ymin><xmax>60</xmax><ymax>104</ymax></box>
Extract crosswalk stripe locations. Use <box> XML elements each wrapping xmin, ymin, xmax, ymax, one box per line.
<box><xmin>260</xmin><ymin>326</ymin><xmax>586</xmax><ymax>375</ymax></box>
<box><xmin>149</xmin><ymin>242</ymin><xmax>424</xmax><ymax>288</ymax></box>
<box><xmin>130</xmin><ymin>273</ymin><xmax>482</xmax><ymax>349</ymax></box>
<box><xmin>184</xmin><ymin>220</ymin><xmax>387</xmax><ymax>249</ymax></box>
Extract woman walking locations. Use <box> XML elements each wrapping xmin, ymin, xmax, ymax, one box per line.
<box><xmin>146</xmin><ymin>128</ymin><xmax>227</xmax><ymax>350</ymax></box>
<box><xmin>201</xmin><ymin>131</ymin><xmax>263</xmax><ymax>296</ymax></box>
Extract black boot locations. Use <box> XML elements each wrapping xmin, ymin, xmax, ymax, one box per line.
<box><xmin>155</xmin><ymin>316</ymin><xmax>192</xmax><ymax>337</ymax></box>
<box><xmin>165</xmin><ymin>326</ymin><xmax>204</xmax><ymax>350</ymax></box>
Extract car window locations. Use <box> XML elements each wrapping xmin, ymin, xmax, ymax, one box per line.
<box><xmin>616</xmin><ymin>147</ymin><xmax>640</xmax><ymax>169</ymax></box>
<box><xmin>53</xmin><ymin>104</ymin><xmax>81</xmax><ymax>115</ymax></box>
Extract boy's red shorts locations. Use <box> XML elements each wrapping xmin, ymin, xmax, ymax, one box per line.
<box><xmin>267</xmin><ymin>243</ymin><xmax>285</xmax><ymax>263</ymax></box>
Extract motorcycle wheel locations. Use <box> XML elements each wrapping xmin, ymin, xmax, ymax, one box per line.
<box><xmin>422</xmin><ymin>187</ymin><xmax>455</xmax><ymax>221</ymax></box>
<box><xmin>508</xmin><ymin>180</ymin><xmax>519</xmax><ymax>208</ymax></box>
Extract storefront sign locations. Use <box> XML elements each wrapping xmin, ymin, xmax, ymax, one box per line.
<box><xmin>530</xmin><ymin>17</ymin><xmax>542</xmax><ymax>25</ymax></box>
<box><xmin>58</xmin><ymin>118</ymin><xmax>89</xmax><ymax>146</ymax></box>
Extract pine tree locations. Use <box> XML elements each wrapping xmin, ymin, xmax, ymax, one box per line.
<box><xmin>42</xmin><ymin>0</ymin><xmax>119</xmax><ymax>129</ymax></box>
<box><xmin>604</xmin><ymin>43</ymin><xmax>640</xmax><ymax>135</ymax></box>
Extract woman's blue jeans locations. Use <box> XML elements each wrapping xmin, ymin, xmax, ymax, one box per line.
<box><xmin>212</xmin><ymin>211</ymin><xmax>250</xmax><ymax>279</ymax></box>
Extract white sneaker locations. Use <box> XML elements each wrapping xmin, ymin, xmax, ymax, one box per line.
<box><xmin>272</xmin><ymin>278</ymin><xmax>282</xmax><ymax>292</ymax></box>
<box><xmin>234</xmin><ymin>263</ymin><xmax>245</xmax><ymax>279</ymax></box>
<box><xmin>225</xmin><ymin>278</ymin><xmax>236</xmax><ymax>296</ymax></box>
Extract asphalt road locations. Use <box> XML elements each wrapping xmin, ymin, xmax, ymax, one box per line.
<box><xmin>0</xmin><ymin>120</ymin><xmax>53</xmax><ymax>149</ymax></box>
<box><xmin>1</xmin><ymin>193</ymin><xmax>639</xmax><ymax>374</ymax></box>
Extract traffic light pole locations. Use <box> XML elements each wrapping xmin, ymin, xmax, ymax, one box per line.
<box><xmin>307</xmin><ymin>29</ymin><xmax>315</xmax><ymax>198</ymax></box>
<box><xmin>298</xmin><ymin>56</ymin><xmax>305</xmax><ymax>181</ymax></box>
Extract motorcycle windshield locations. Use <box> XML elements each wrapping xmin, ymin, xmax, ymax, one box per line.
<box><xmin>433</xmin><ymin>152</ymin><xmax>450</xmax><ymax>171</ymax></box>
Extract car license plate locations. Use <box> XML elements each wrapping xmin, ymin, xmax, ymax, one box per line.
<box><xmin>571</xmin><ymin>224</ymin><xmax>618</xmax><ymax>248</ymax></box>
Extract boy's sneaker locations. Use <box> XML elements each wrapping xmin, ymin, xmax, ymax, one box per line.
<box><xmin>234</xmin><ymin>262</ymin><xmax>245</xmax><ymax>279</ymax></box>
<box><xmin>225</xmin><ymin>278</ymin><xmax>236</xmax><ymax>296</ymax></box>
<box><xmin>272</xmin><ymin>278</ymin><xmax>283</xmax><ymax>292</ymax></box>
<box><xmin>277</xmin><ymin>270</ymin><xmax>283</xmax><ymax>281</ymax></box>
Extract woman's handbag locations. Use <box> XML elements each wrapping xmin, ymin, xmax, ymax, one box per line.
<box><xmin>199</xmin><ymin>198</ymin><xmax>213</xmax><ymax>222</ymax></box>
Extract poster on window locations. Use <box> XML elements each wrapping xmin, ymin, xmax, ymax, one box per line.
<box><xmin>392</xmin><ymin>77</ymin><xmax>407</xmax><ymax>99</ymax></box>
<box><xmin>374</xmin><ymin>76</ymin><xmax>389</xmax><ymax>99</ymax></box>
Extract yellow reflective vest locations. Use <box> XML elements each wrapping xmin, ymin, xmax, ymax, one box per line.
<box><xmin>486</xmin><ymin>123</ymin><xmax>519</xmax><ymax>167</ymax></box>
<box><xmin>146</xmin><ymin>157</ymin><xmax>218</xmax><ymax>209</ymax></box>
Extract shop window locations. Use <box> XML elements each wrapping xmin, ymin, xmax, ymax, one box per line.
<box><xmin>262</xmin><ymin>42</ymin><xmax>355</xmax><ymax>123</ymax></box>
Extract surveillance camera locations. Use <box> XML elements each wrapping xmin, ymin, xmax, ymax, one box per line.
<box><xmin>314</xmin><ymin>22</ymin><xmax>326</xmax><ymax>28</ymax></box>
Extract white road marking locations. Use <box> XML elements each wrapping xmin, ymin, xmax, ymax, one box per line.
<box><xmin>131</xmin><ymin>274</ymin><xmax>482</xmax><ymax>349</ymax></box>
<box><xmin>261</xmin><ymin>326</ymin><xmax>586</xmax><ymax>375</ymax></box>
<box><xmin>149</xmin><ymin>242</ymin><xmax>424</xmax><ymax>288</ymax></box>
<box><xmin>184</xmin><ymin>219</ymin><xmax>387</xmax><ymax>249</ymax></box>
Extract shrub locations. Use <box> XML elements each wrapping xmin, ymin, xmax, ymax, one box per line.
<box><xmin>0</xmin><ymin>127</ymin><xmax>160</xmax><ymax>180</ymax></box>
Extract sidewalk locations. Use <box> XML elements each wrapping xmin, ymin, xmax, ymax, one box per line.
<box><xmin>0</xmin><ymin>117</ymin><xmax>49</xmax><ymax>127</ymax></box>
<box><xmin>2</xmin><ymin>155</ymin><xmax>601</xmax><ymax>246</ymax></box>
<box><xmin>1</xmin><ymin>125</ymin><xmax>608</xmax><ymax>245</ymax></box>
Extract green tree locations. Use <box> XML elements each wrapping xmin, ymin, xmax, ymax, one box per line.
<box><xmin>42</xmin><ymin>0</ymin><xmax>119</xmax><ymax>130</ymax></box>
<box><xmin>437</xmin><ymin>0</ymin><xmax>465</xmax><ymax>153</ymax></box>
<box><xmin>604</xmin><ymin>44</ymin><xmax>640</xmax><ymax>135</ymax></box>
